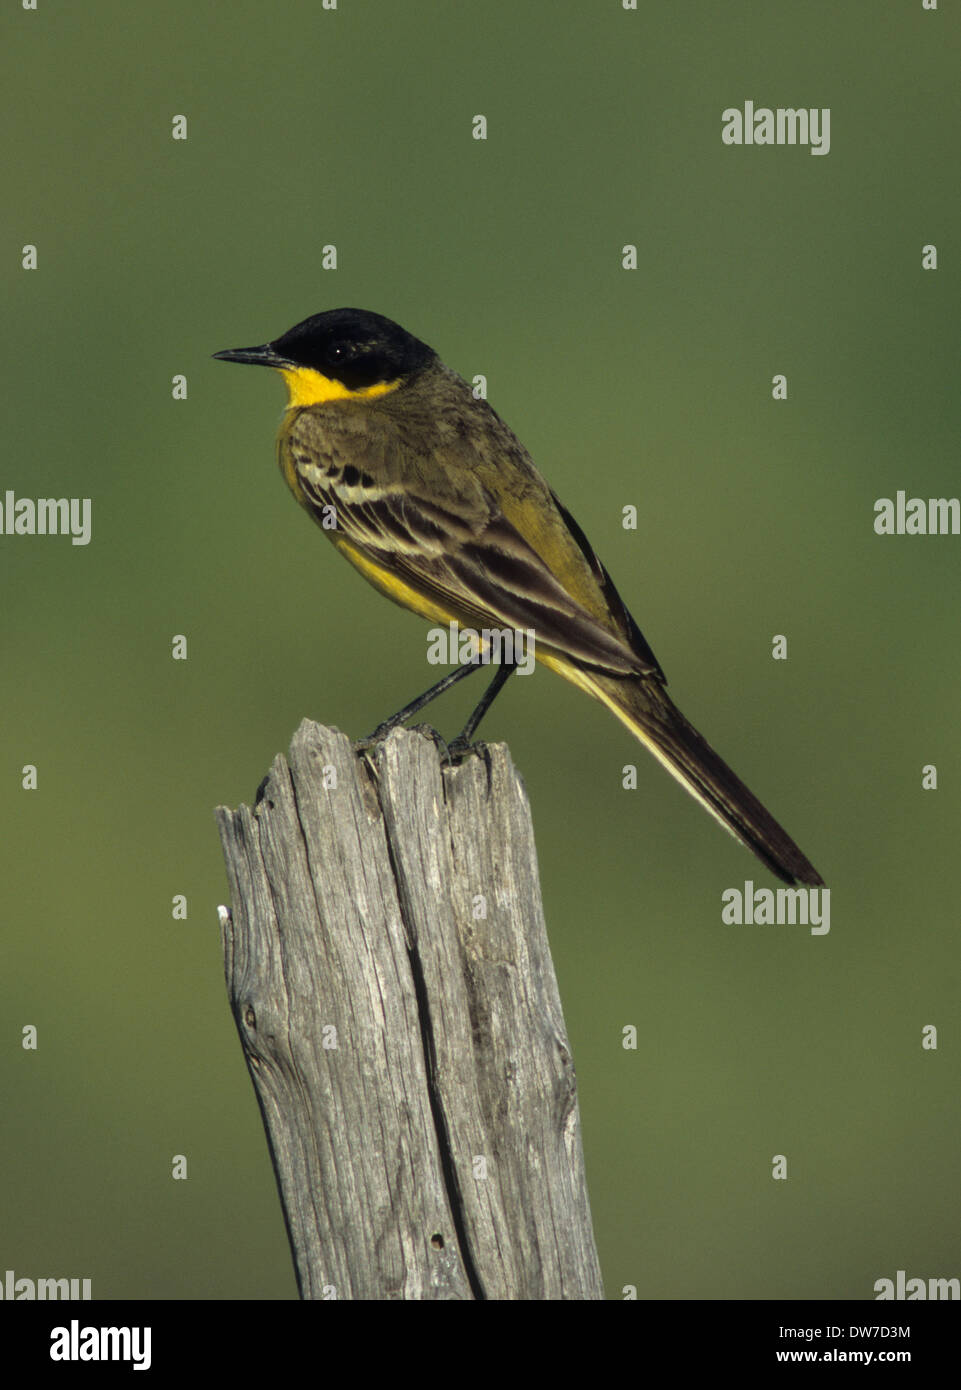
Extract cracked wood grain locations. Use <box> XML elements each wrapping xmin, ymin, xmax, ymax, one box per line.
<box><xmin>215</xmin><ymin>720</ymin><xmax>604</xmax><ymax>1301</ymax></box>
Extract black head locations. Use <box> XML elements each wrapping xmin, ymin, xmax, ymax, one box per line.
<box><xmin>214</xmin><ymin>308</ymin><xmax>436</xmax><ymax>390</ymax></box>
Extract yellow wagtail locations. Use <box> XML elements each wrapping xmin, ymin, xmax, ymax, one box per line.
<box><xmin>215</xmin><ymin>308</ymin><xmax>822</xmax><ymax>886</ymax></box>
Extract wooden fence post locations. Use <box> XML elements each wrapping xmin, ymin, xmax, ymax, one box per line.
<box><xmin>215</xmin><ymin>719</ymin><xmax>604</xmax><ymax>1300</ymax></box>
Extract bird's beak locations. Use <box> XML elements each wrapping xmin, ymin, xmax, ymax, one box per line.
<box><xmin>212</xmin><ymin>342</ymin><xmax>291</xmax><ymax>368</ymax></box>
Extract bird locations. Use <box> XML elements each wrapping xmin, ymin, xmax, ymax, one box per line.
<box><xmin>214</xmin><ymin>307</ymin><xmax>822</xmax><ymax>886</ymax></box>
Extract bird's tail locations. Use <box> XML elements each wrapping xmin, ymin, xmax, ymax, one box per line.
<box><xmin>558</xmin><ymin>663</ymin><xmax>823</xmax><ymax>886</ymax></box>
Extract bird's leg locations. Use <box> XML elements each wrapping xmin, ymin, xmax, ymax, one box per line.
<box><xmin>446</xmin><ymin>661</ymin><xmax>518</xmax><ymax>758</ymax></box>
<box><xmin>357</xmin><ymin>661</ymin><xmax>486</xmax><ymax>745</ymax></box>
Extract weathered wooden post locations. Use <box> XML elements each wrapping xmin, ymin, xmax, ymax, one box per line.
<box><xmin>216</xmin><ymin>719</ymin><xmax>604</xmax><ymax>1300</ymax></box>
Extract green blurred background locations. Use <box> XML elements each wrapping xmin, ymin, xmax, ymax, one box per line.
<box><xmin>1</xmin><ymin>1</ymin><xmax>958</xmax><ymax>1300</ymax></box>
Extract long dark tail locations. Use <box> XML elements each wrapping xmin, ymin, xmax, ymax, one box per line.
<box><xmin>575</xmin><ymin>667</ymin><xmax>823</xmax><ymax>886</ymax></box>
